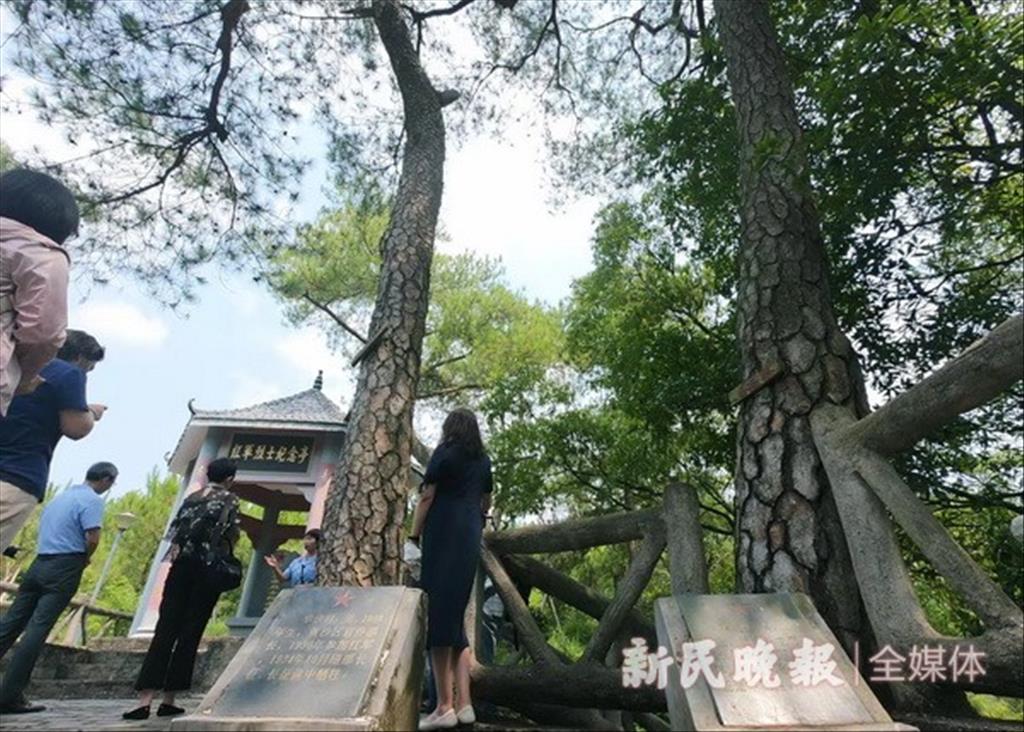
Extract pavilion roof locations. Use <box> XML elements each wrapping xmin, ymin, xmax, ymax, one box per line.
<box><xmin>189</xmin><ymin>386</ymin><xmax>347</xmax><ymax>429</ymax></box>
<box><xmin>167</xmin><ymin>372</ymin><xmax>348</xmax><ymax>474</ymax></box>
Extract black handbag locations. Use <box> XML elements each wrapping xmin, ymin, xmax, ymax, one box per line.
<box><xmin>201</xmin><ymin>500</ymin><xmax>242</xmax><ymax>593</ymax></box>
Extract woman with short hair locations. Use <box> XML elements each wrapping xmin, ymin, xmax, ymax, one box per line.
<box><xmin>122</xmin><ymin>458</ymin><xmax>240</xmax><ymax>720</ymax></box>
<box><xmin>0</xmin><ymin>168</ymin><xmax>77</xmax><ymax>417</ymax></box>
<box><xmin>265</xmin><ymin>528</ymin><xmax>320</xmax><ymax>587</ymax></box>
<box><xmin>411</xmin><ymin>409</ymin><xmax>493</xmax><ymax>730</ymax></box>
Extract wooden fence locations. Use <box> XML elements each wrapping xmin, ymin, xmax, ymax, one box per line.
<box><xmin>466</xmin><ymin>314</ymin><xmax>1023</xmax><ymax>728</ymax></box>
<box><xmin>466</xmin><ymin>482</ymin><xmax>710</xmax><ymax>730</ymax></box>
<box><xmin>811</xmin><ymin>314</ymin><xmax>1023</xmax><ymax>709</ymax></box>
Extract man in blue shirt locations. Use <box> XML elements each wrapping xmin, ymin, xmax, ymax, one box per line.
<box><xmin>0</xmin><ymin>330</ymin><xmax>107</xmax><ymax>554</ymax></box>
<box><xmin>264</xmin><ymin>529</ymin><xmax>319</xmax><ymax>587</ymax></box>
<box><xmin>0</xmin><ymin>461</ymin><xmax>117</xmax><ymax>714</ymax></box>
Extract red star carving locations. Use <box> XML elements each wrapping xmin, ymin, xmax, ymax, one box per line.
<box><xmin>335</xmin><ymin>590</ymin><xmax>353</xmax><ymax>608</ymax></box>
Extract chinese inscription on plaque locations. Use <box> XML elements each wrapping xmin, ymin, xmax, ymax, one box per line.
<box><xmin>201</xmin><ymin>588</ymin><xmax>403</xmax><ymax>720</ymax></box>
<box><xmin>228</xmin><ymin>433</ymin><xmax>314</xmax><ymax>473</ymax></box>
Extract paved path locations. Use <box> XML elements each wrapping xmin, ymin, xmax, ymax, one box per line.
<box><xmin>0</xmin><ymin>698</ymin><xmax>202</xmax><ymax>732</ymax></box>
<box><xmin>0</xmin><ymin>698</ymin><xmax>576</xmax><ymax>731</ymax></box>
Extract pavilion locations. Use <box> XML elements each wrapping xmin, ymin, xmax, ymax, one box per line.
<box><xmin>129</xmin><ymin>372</ymin><xmax>347</xmax><ymax>637</ymax></box>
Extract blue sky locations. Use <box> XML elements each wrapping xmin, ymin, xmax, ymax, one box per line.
<box><xmin>1</xmin><ymin>54</ymin><xmax>602</xmax><ymax>499</ymax></box>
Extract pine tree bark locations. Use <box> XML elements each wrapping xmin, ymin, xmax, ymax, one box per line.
<box><xmin>714</xmin><ymin>0</ymin><xmax>869</xmax><ymax>646</ymax></box>
<box><xmin>318</xmin><ymin>0</ymin><xmax>448</xmax><ymax>586</ymax></box>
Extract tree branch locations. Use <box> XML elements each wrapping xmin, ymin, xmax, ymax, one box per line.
<box><xmin>563</xmin><ymin>4</ymin><xmax>696</xmax><ymax>38</ymax></box>
<box><xmin>423</xmin><ymin>351</ymin><xmax>472</xmax><ymax>372</ymax></box>
<box><xmin>88</xmin><ymin>0</ymin><xmax>250</xmax><ymax>206</ymax></box>
<box><xmin>402</xmin><ymin>0</ymin><xmax>477</xmax><ymax>23</ymax></box>
<box><xmin>138</xmin><ymin>7</ymin><xmax>221</xmax><ymax>35</ymax></box>
<box><xmin>279</xmin><ymin>5</ymin><xmax>374</xmax><ymax>21</ymax></box>
<box><xmin>482</xmin><ymin>0</ymin><xmax>559</xmax><ymax>81</ymax></box>
<box><xmin>207</xmin><ymin>0</ymin><xmax>249</xmax><ymax>142</ymax></box>
<box><xmin>417</xmin><ymin>382</ymin><xmax>486</xmax><ymax>400</ymax></box>
<box><xmin>87</xmin><ymin>132</ymin><xmax>207</xmax><ymax>205</ymax></box>
<box><xmin>907</xmin><ymin>252</ymin><xmax>1023</xmax><ymax>298</ymax></box>
<box><xmin>301</xmin><ymin>292</ymin><xmax>369</xmax><ymax>343</ymax></box>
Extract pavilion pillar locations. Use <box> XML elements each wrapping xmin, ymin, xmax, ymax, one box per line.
<box><xmin>230</xmin><ymin>505</ymin><xmax>281</xmax><ymax>635</ymax></box>
<box><xmin>304</xmin><ymin>463</ymin><xmax>335</xmax><ymax>532</ymax></box>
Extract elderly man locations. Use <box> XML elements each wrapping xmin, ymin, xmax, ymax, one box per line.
<box><xmin>0</xmin><ymin>462</ymin><xmax>117</xmax><ymax>714</ymax></box>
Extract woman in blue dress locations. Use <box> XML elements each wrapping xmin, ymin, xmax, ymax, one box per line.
<box><xmin>410</xmin><ymin>409</ymin><xmax>492</xmax><ymax>731</ymax></box>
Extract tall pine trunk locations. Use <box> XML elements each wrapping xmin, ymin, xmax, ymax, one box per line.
<box><xmin>714</xmin><ymin>0</ymin><xmax>868</xmax><ymax>647</ymax></box>
<box><xmin>318</xmin><ymin>0</ymin><xmax>446</xmax><ymax>586</ymax></box>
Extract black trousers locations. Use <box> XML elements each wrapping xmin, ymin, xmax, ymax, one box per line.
<box><xmin>135</xmin><ymin>557</ymin><xmax>220</xmax><ymax>692</ymax></box>
<box><xmin>0</xmin><ymin>554</ymin><xmax>86</xmax><ymax>704</ymax></box>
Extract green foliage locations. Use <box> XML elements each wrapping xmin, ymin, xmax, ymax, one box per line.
<box><xmin>968</xmin><ymin>694</ymin><xmax>1024</xmax><ymax>722</ymax></box>
<box><xmin>268</xmin><ymin>198</ymin><xmax>563</xmax><ymax>419</ymax></box>
<box><xmin>569</xmin><ymin>203</ymin><xmax>733</xmax><ymax>439</ymax></box>
<box><xmin>270</xmin><ymin>202</ymin><xmax>388</xmax><ymax>327</ymax></box>
<box><xmin>900</xmin><ymin>503</ymin><xmax>1022</xmax><ymax>638</ymax></box>
<box><xmin>0</xmin><ymin>140</ymin><xmax>17</xmax><ymax>172</ymax></box>
<box><xmin>483</xmin><ymin>200</ymin><xmax>736</xmax><ymax>534</ymax></box>
<box><xmin>611</xmin><ymin>0</ymin><xmax>1022</xmax><ymax>529</ymax></box>
<box><xmin>523</xmin><ymin>535</ymin><xmax>736</xmax><ymax>663</ymax></box>
<box><xmin>492</xmin><ymin>406</ymin><xmax>676</xmax><ymax>517</ymax></box>
<box><xmin>505</xmin><ymin>0</ymin><xmax>1022</xmax><ymax>656</ymax></box>
<box><xmin>631</xmin><ymin>0</ymin><xmax>1023</xmax><ymax>394</ymax></box>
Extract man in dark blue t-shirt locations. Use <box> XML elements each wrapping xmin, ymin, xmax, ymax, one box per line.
<box><xmin>0</xmin><ymin>330</ymin><xmax>107</xmax><ymax>552</ymax></box>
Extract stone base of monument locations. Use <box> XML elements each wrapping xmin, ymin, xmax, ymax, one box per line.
<box><xmin>173</xmin><ymin>586</ymin><xmax>425</xmax><ymax>731</ymax></box>
<box><xmin>654</xmin><ymin>593</ymin><xmax>917</xmax><ymax>732</ymax></box>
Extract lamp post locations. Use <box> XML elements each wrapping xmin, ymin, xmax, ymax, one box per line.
<box><xmin>64</xmin><ymin>511</ymin><xmax>137</xmax><ymax>646</ymax></box>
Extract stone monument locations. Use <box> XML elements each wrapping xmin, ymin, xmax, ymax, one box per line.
<box><xmin>174</xmin><ymin>586</ymin><xmax>425</xmax><ymax>731</ymax></box>
<box><xmin>654</xmin><ymin>593</ymin><xmax>915</xmax><ymax>731</ymax></box>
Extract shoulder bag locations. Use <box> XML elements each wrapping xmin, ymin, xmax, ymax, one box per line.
<box><xmin>201</xmin><ymin>499</ymin><xmax>242</xmax><ymax>593</ymax></box>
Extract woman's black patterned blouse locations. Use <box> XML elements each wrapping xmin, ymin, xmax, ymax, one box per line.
<box><xmin>167</xmin><ymin>485</ymin><xmax>240</xmax><ymax>562</ymax></box>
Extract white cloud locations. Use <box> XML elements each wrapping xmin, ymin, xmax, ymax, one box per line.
<box><xmin>228</xmin><ymin>372</ymin><xmax>286</xmax><ymax>409</ymax></box>
<box><xmin>439</xmin><ymin>129</ymin><xmax>599</xmax><ymax>304</ymax></box>
<box><xmin>73</xmin><ymin>301</ymin><xmax>169</xmax><ymax>349</ymax></box>
<box><xmin>275</xmin><ymin>328</ymin><xmax>356</xmax><ymax>406</ymax></box>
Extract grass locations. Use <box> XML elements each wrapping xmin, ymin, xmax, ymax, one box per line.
<box><xmin>969</xmin><ymin>693</ymin><xmax>1024</xmax><ymax>722</ymax></box>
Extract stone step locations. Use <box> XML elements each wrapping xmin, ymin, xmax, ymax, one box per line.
<box><xmin>86</xmin><ymin>637</ymin><xmax>243</xmax><ymax>656</ymax></box>
<box><xmin>28</xmin><ymin>643</ymin><xmax>94</xmax><ymax>665</ymax></box>
<box><xmin>2</xmin><ymin>650</ymin><xmax>125</xmax><ymax>678</ymax></box>
<box><xmin>53</xmin><ymin>657</ymin><xmax>145</xmax><ymax>680</ymax></box>
<box><xmin>0</xmin><ymin>645</ymin><xmax>94</xmax><ymax>679</ymax></box>
<box><xmin>87</xmin><ymin>637</ymin><xmax>156</xmax><ymax>653</ymax></box>
<box><xmin>35</xmin><ymin>652</ymin><xmax>226</xmax><ymax>687</ymax></box>
<box><xmin>6</xmin><ymin>638</ymin><xmax>245</xmax><ymax>701</ymax></box>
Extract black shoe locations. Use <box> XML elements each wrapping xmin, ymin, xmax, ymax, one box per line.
<box><xmin>156</xmin><ymin>703</ymin><xmax>186</xmax><ymax>717</ymax></box>
<box><xmin>121</xmin><ymin>705</ymin><xmax>151</xmax><ymax>720</ymax></box>
<box><xmin>0</xmin><ymin>699</ymin><xmax>46</xmax><ymax>714</ymax></box>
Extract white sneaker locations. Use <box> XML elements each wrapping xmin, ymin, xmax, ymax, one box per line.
<box><xmin>456</xmin><ymin>705</ymin><xmax>476</xmax><ymax>725</ymax></box>
<box><xmin>419</xmin><ymin>709</ymin><xmax>458</xmax><ymax>730</ymax></box>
